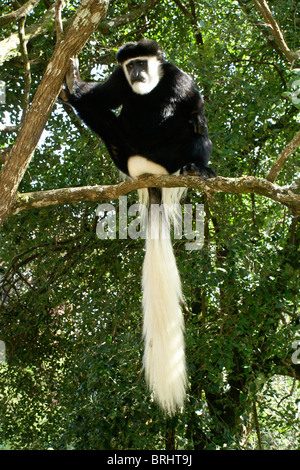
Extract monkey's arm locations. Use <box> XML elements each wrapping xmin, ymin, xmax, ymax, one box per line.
<box><xmin>60</xmin><ymin>58</ymin><xmax>134</xmax><ymax>174</ymax></box>
<box><xmin>188</xmin><ymin>95</ymin><xmax>207</xmax><ymax>135</ymax></box>
<box><xmin>184</xmin><ymin>86</ymin><xmax>208</xmax><ymax>135</ymax></box>
<box><xmin>167</xmin><ymin>66</ymin><xmax>208</xmax><ymax>136</ymax></box>
<box><xmin>61</xmin><ymin>58</ymin><xmax>127</xmax><ymax>112</ymax></box>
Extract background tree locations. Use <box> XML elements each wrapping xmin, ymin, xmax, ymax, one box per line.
<box><xmin>0</xmin><ymin>0</ymin><xmax>299</xmax><ymax>450</ymax></box>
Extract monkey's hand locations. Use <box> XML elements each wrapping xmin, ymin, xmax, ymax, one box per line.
<box><xmin>59</xmin><ymin>57</ymin><xmax>80</xmax><ymax>102</ymax></box>
<box><xmin>65</xmin><ymin>57</ymin><xmax>80</xmax><ymax>93</ymax></box>
<box><xmin>189</xmin><ymin>111</ymin><xmax>206</xmax><ymax>135</ymax></box>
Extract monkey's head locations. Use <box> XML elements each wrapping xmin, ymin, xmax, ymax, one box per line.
<box><xmin>117</xmin><ymin>39</ymin><xmax>164</xmax><ymax>95</ymax></box>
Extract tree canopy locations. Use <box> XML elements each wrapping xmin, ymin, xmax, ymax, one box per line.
<box><xmin>0</xmin><ymin>0</ymin><xmax>299</xmax><ymax>450</ymax></box>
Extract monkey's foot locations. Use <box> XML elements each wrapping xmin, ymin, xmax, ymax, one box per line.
<box><xmin>181</xmin><ymin>163</ymin><xmax>216</xmax><ymax>179</ymax></box>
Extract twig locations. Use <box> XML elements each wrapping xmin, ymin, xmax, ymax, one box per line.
<box><xmin>277</xmin><ymin>376</ymin><xmax>296</xmax><ymax>407</ymax></box>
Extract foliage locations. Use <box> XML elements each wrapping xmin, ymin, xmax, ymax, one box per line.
<box><xmin>0</xmin><ymin>0</ymin><xmax>299</xmax><ymax>450</ymax></box>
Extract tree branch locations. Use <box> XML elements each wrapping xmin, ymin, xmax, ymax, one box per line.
<box><xmin>0</xmin><ymin>4</ymin><xmax>57</xmax><ymax>65</ymax></box>
<box><xmin>252</xmin><ymin>0</ymin><xmax>300</xmax><ymax>62</ymax></box>
<box><xmin>0</xmin><ymin>14</ymin><xmax>34</xmax><ymax>134</ymax></box>
<box><xmin>55</xmin><ymin>0</ymin><xmax>64</xmax><ymax>43</ymax></box>
<box><xmin>18</xmin><ymin>15</ymin><xmax>32</xmax><ymax>125</ymax></box>
<box><xmin>0</xmin><ymin>0</ymin><xmax>40</xmax><ymax>27</ymax></box>
<box><xmin>0</xmin><ymin>0</ymin><xmax>109</xmax><ymax>228</ymax></box>
<box><xmin>266</xmin><ymin>130</ymin><xmax>300</xmax><ymax>182</ymax></box>
<box><xmin>173</xmin><ymin>0</ymin><xmax>203</xmax><ymax>46</ymax></box>
<box><xmin>10</xmin><ymin>175</ymin><xmax>300</xmax><ymax>216</ymax></box>
<box><xmin>172</xmin><ymin>0</ymin><xmax>191</xmax><ymax>18</ymax></box>
<box><xmin>98</xmin><ymin>0</ymin><xmax>161</xmax><ymax>33</ymax></box>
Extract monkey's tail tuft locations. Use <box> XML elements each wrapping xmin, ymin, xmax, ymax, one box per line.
<box><xmin>141</xmin><ymin>187</ymin><xmax>187</xmax><ymax>414</ymax></box>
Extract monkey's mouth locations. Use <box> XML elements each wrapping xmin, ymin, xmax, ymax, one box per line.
<box><xmin>131</xmin><ymin>76</ymin><xmax>146</xmax><ymax>84</ymax></box>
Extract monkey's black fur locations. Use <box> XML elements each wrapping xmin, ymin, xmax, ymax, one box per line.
<box><xmin>116</xmin><ymin>39</ymin><xmax>164</xmax><ymax>63</ymax></box>
<box><xmin>65</xmin><ymin>39</ymin><xmax>213</xmax><ymax>178</ymax></box>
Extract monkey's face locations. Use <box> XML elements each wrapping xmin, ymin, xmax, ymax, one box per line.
<box><xmin>123</xmin><ymin>56</ymin><xmax>162</xmax><ymax>95</ymax></box>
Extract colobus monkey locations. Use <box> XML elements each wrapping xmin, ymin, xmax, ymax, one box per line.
<box><xmin>63</xmin><ymin>39</ymin><xmax>214</xmax><ymax>414</ymax></box>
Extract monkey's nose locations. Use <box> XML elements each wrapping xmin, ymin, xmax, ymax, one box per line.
<box><xmin>131</xmin><ymin>71</ymin><xmax>145</xmax><ymax>83</ymax></box>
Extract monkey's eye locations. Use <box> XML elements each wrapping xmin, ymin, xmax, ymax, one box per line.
<box><xmin>126</xmin><ymin>62</ymin><xmax>134</xmax><ymax>72</ymax></box>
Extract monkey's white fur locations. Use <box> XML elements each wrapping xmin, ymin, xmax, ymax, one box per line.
<box><xmin>128</xmin><ymin>155</ymin><xmax>168</xmax><ymax>178</ymax></box>
<box><xmin>128</xmin><ymin>156</ymin><xmax>187</xmax><ymax>414</ymax></box>
<box><xmin>122</xmin><ymin>56</ymin><xmax>163</xmax><ymax>95</ymax></box>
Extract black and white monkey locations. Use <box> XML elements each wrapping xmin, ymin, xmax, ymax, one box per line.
<box><xmin>63</xmin><ymin>39</ymin><xmax>214</xmax><ymax>414</ymax></box>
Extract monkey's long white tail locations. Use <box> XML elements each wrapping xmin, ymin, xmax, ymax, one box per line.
<box><xmin>141</xmin><ymin>187</ymin><xmax>187</xmax><ymax>414</ymax></box>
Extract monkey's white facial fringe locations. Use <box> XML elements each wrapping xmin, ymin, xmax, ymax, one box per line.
<box><xmin>141</xmin><ymin>187</ymin><xmax>187</xmax><ymax>415</ymax></box>
<box><xmin>123</xmin><ymin>56</ymin><xmax>163</xmax><ymax>95</ymax></box>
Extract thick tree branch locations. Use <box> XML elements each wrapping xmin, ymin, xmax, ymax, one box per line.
<box><xmin>0</xmin><ymin>0</ymin><xmax>109</xmax><ymax>228</ymax></box>
<box><xmin>266</xmin><ymin>130</ymin><xmax>300</xmax><ymax>182</ymax></box>
<box><xmin>10</xmin><ymin>175</ymin><xmax>300</xmax><ymax>215</ymax></box>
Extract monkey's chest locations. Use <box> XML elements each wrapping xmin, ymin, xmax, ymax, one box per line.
<box><xmin>119</xmin><ymin>101</ymin><xmax>184</xmax><ymax>143</ymax></box>
<box><xmin>120</xmin><ymin>106</ymin><xmax>162</xmax><ymax>131</ymax></box>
